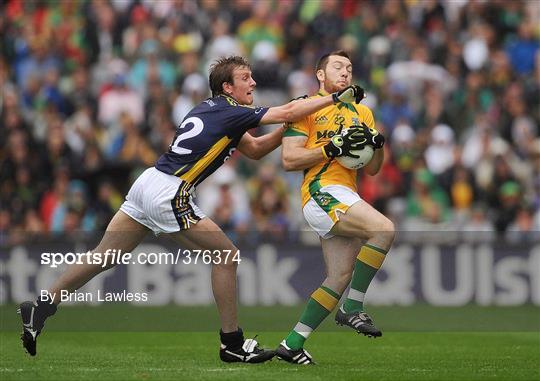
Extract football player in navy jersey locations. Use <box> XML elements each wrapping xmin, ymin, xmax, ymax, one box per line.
<box><xmin>18</xmin><ymin>56</ymin><xmax>364</xmax><ymax>363</ymax></box>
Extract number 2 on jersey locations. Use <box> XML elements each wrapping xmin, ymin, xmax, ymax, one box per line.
<box><xmin>171</xmin><ymin>117</ymin><xmax>204</xmax><ymax>154</ymax></box>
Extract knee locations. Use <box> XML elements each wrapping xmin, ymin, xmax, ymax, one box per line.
<box><xmin>326</xmin><ymin>270</ymin><xmax>353</xmax><ymax>290</ymax></box>
<box><xmin>380</xmin><ymin>217</ymin><xmax>396</xmax><ymax>244</ymax></box>
<box><xmin>366</xmin><ymin>217</ymin><xmax>395</xmax><ymax>247</ymax></box>
<box><xmin>213</xmin><ymin>248</ymin><xmax>239</xmax><ymax>271</ymax></box>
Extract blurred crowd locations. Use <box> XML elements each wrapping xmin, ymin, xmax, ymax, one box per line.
<box><xmin>1</xmin><ymin>0</ymin><xmax>539</xmax><ymax>245</ymax></box>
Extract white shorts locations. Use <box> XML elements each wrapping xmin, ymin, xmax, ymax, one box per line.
<box><xmin>120</xmin><ymin>167</ymin><xmax>206</xmax><ymax>234</ymax></box>
<box><xmin>303</xmin><ymin>185</ymin><xmax>361</xmax><ymax>239</ymax></box>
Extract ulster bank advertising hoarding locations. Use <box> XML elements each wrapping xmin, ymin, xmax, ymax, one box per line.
<box><xmin>1</xmin><ymin>236</ymin><xmax>538</xmax><ymax>306</ymax></box>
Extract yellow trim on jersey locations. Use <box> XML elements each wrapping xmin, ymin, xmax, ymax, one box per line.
<box><xmin>181</xmin><ymin>136</ymin><xmax>232</xmax><ymax>183</ymax></box>
<box><xmin>174</xmin><ymin>165</ymin><xmax>188</xmax><ymax>176</ymax></box>
<box><xmin>321</xmin><ymin>146</ymin><xmax>329</xmax><ymax>160</ymax></box>
<box><xmin>311</xmin><ymin>288</ymin><xmax>339</xmax><ymax>311</ymax></box>
<box><xmin>357</xmin><ymin>245</ymin><xmax>386</xmax><ymax>269</ymax></box>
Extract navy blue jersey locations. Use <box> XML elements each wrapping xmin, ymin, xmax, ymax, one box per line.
<box><xmin>155</xmin><ymin>95</ymin><xmax>268</xmax><ymax>187</ymax></box>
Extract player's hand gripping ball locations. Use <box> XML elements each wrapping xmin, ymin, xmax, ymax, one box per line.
<box><xmin>334</xmin><ymin>125</ymin><xmax>382</xmax><ymax>169</ymax></box>
<box><xmin>335</xmin><ymin>137</ymin><xmax>374</xmax><ymax>169</ymax></box>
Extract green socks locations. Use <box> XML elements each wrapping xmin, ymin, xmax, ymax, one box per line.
<box><xmin>285</xmin><ymin>286</ymin><xmax>340</xmax><ymax>350</ymax></box>
<box><xmin>343</xmin><ymin>244</ymin><xmax>387</xmax><ymax>313</ymax></box>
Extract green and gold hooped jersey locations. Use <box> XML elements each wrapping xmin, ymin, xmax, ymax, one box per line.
<box><xmin>283</xmin><ymin>91</ymin><xmax>376</xmax><ymax>206</ymax></box>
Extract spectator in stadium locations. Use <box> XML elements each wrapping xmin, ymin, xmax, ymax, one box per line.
<box><xmin>378</xmin><ymin>82</ymin><xmax>415</xmax><ymax>136</ymax></box>
<box><xmin>461</xmin><ymin>204</ymin><xmax>496</xmax><ymax>243</ymax></box>
<box><xmin>307</xmin><ymin>0</ymin><xmax>344</xmax><ymax>53</ymax></box>
<box><xmin>172</xmin><ymin>73</ymin><xmax>208</xmax><ymax>126</ymax></box>
<box><xmin>424</xmin><ymin>123</ymin><xmax>457</xmax><ymax>176</ymax></box>
<box><xmin>196</xmin><ymin>164</ymin><xmax>251</xmax><ymax>240</ymax></box>
<box><xmin>39</xmin><ymin>167</ymin><xmax>70</xmax><ymax>232</ymax></box>
<box><xmin>237</xmin><ymin>1</ymin><xmax>283</xmax><ymax>57</ymax></box>
<box><xmin>127</xmin><ymin>39</ymin><xmax>176</xmax><ymax>98</ymax></box>
<box><xmin>44</xmin><ymin>116</ymin><xmax>80</xmax><ymax>174</ymax></box>
<box><xmin>108</xmin><ymin>112</ymin><xmax>157</xmax><ymax>167</ymax></box>
<box><xmin>17</xmin><ymin>54</ymin><xmax>364</xmax><ymax>364</ymax></box>
<box><xmin>279</xmin><ymin>51</ymin><xmax>392</xmax><ymax>364</ymax></box>
<box><xmin>93</xmin><ymin>180</ymin><xmax>122</xmax><ymax>231</ymax></box>
<box><xmin>405</xmin><ymin>166</ymin><xmax>451</xmax><ymax>225</ymax></box>
<box><xmin>248</xmin><ymin>162</ymin><xmax>290</xmax><ymax>241</ymax></box>
<box><xmin>97</xmin><ymin>71</ymin><xmax>144</xmax><ymax>126</ymax></box>
<box><xmin>14</xmin><ymin>35</ymin><xmax>60</xmax><ymax>91</ymax></box>
<box><xmin>505</xmin><ymin>18</ymin><xmax>540</xmax><ymax>76</ymax></box>
<box><xmin>505</xmin><ymin>205</ymin><xmax>539</xmax><ymax>243</ymax></box>
<box><xmin>50</xmin><ymin>180</ymin><xmax>95</xmax><ymax>233</ymax></box>
<box><xmin>494</xmin><ymin>180</ymin><xmax>522</xmax><ymax>233</ymax></box>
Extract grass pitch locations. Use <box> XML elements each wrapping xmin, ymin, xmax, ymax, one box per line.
<box><xmin>1</xmin><ymin>305</ymin><xmax>539</xmax><ymax>380</ymax></box>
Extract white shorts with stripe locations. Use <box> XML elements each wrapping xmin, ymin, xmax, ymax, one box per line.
<box><xmin>303</xmin><ymin>184</ymin><xmax>361</xmax><ymax>239</ymax></box>
<box><xmin>120</xmin><ymin>167</ymin><xmax>206</xmax><ymax>234</ymax></box>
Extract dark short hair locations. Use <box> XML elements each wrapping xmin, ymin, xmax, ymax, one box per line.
<box><xmin>316</xmin><ymin>50</ymin><xmax>351</xmax><ymax>72</ymax></box>
<box><xmin>209</xmin><ymin>56</ymin><xmax>251</xmax><ymax>97</ymax></box>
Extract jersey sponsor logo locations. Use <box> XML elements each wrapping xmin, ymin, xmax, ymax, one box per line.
<box><xmin>255</xmin><ymin>107</ymin><xmax>264</xmax><ymax>114</ymax></box>
<box><xmin>204</xmin><ymin>99</ymin><xmax>216</xmax><ymax>107</ymax></box>
<box><xmin>315</xmin><ymin>129</ymin><xmax>339</xmax><ymax>143</ymax></box>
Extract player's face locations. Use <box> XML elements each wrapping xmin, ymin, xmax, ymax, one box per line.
<box><xmin>228</xmin><ymin>66</ymin><xmax>257</xmax><ymax>105</ymax></box>
<box><xmin>320</xmin><ymin>55</ymin><xmax>353</xmax><ymax>93</ymax></box>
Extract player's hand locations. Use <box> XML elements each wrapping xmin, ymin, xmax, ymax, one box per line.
<box><xmin>351</xmin><ymin>124</ymin><xmax>385</xmax><ymax>149</ymax></box>
<box><xmin>332</xmin><ymin>85</ymin><xmax>365</xmax><ymax>104</ymax></box>
<box><xmin>363</xmin><ymin>125</ymin><xmax>385</xmax><ymax>149</ymax></box>
<box><xmin>371</xmin><ymin>133</ymin><xmax>385</xmax><ymax>149</ymax></box>
<box><xmin>322</xmin><ymin>127</ymin><xmax>365</xmax><ymax>159</ymax></box>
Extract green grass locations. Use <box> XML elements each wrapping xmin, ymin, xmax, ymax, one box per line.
<box><xmin>1</xmin><ymin>306</ymin><xmax>539</xmax><ymax>380</ymax></box>
<box><xmin>2</xmin><ymin>305</ymin><xmax>539</xmax><ymax>332</ymax></box>
<box><xmin>1</xmin><ymin>332</ymin><xmax>538</xmax><ymax>380</ymax></box>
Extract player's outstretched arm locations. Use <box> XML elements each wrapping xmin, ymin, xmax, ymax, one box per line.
<box><xmin>260</xmin><ymin>85</ymin><xmax>364</xmax><ymax>125</ymax></box>
<box><xmin>237</xmin><ymin>127</ymin><xmax>284</xmax><ymax>160</ymax></box>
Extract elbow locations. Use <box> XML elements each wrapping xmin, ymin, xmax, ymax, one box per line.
<box><xmin>251</xmin><ymin>151</ymin><xmax>264</xmax><ymax>160</ymax></box>
<box><xmin>246</xmin><ymin>140</ymin><xmax>264</xmax><ymax>160</ymax></box>
<box><xmin>281</xmin><ymin>156</ymin><xmax>297</xmax><ymax>171</ymax></box>
<box><xmin>365</xmin><ymin>168</ymin><xmax>379</xmax><ymax>176</ymax></box>
<box><xmin>365</xmin><ymin>151</ymin><xmax>383</xmax><ymax>175</ymax></box>
<box><xmin>282</xmin><ymin>161</ymin><xmax>294</xmax><ymax>171</ymax></box>
<box><xmin>283</xmin><ymin>162</ymin><xmax>296</xmax><ymax>172</ymax></box>
<box><xmin>365</xmin><ymin>162</ymin><xmax>382</xmax><ymax>176</ymax></box>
